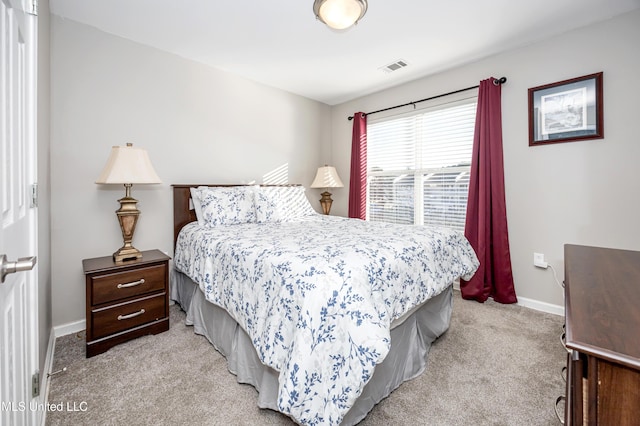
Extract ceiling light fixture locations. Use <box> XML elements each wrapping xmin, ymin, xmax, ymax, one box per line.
<box><xmin>313</xmin><ymin>0</ymin><xmax>368</xmax><ymax>30</ymax></box>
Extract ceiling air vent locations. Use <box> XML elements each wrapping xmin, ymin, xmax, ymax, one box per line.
<box><xmin>379</xmin><ymin>59</ymin><xmax>409</xmax><ymax>74</ymax></box>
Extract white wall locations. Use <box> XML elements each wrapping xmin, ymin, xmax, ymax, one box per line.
<box><xmin>50</xmin><ymin>9</ymin><xmax>640</xmax><ymax>325</ymax></box>
<box><xmin>50</xmin><ymin>16</ymin><xmax>330</xmax><ymax>326</ymax></box>
<box><xmin>330</xmin><ymin>9</ymin><xmax>640</xmax><ymax>309</ymax></box>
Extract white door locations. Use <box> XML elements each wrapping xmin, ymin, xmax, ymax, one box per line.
<box><xmin>0</xmin><ymin>0</ymin><xmax>39</xmax><ymax>425</ymax></box>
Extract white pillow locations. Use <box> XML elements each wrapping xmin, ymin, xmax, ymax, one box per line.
<box><xmin>255</xmin><ymin>186</ymin><xmax>317</xmax><ymax>222</ymax></box>
<box><xmin>190</xmin><ymin>186</ymin><xmax>207</xmax><ymax>226</ymax></box>
<box><xmin>195</xmin><ymin>186</ymin><xmax>257</xmax><ymax>227</ymax></box>
<box><xmin>282</xmin><ymin>186</ymin><xmax>318</xmax><ymax>219</ymax></box>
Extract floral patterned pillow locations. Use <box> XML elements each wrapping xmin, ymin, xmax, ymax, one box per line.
<box><xmin>254</xmin><ymin>188</ymin><xmax>283</xmax><ymax>223</ymax></box>
<box><xmin>196</xmin><ymin>186</ymin><xmax>256</xmax><ymax>226</ymax></box>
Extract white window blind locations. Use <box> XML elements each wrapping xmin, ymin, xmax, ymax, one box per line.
<box><xmin>367</xmin><ymin>98</ymin><xmax>477</xmax><ymax>232</ymax></box>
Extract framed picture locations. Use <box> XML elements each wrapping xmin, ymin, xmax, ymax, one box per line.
<box><xmin>528</xmin><ymin>72</ymin><xmax>603</xmax><ymax>146</ymax></box>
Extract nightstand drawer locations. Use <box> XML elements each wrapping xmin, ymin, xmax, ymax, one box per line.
<box><xmin>91</xmin><ymin>264</ymin><xmax>166</xmax><ymax>306</ymax></box>
<box><xmin>91</xmin><ymin>293</ymin><xmax>166</xmax><ymax>340</ymax></box>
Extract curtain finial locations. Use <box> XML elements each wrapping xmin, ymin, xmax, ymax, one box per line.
<box><xmin>493</xmin><ymin>77</ymin><xmax>507</xmax><ymax>86</ymax></box>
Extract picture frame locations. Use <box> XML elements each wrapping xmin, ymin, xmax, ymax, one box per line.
<box><xmin>528</xmin><ymin>72</ymin><xmax>603</xmax><ymax>146</ymax></box>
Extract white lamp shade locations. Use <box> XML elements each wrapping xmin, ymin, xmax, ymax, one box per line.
<box><xmin>314</xmin><ymin>0</ymin><xmax>368</xmax><ymax>30</ymax></box>
<box><xmin>95</xmin><ymin>144</ymin><xmax>161</xmax><ymax>184</ymax></box>
<box><xmin>311</xmin><ymin>166</ymin><xmax>344</xmax><ymax>188</ymax></box>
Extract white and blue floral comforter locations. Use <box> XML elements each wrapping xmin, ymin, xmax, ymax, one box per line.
<box><xmin>174</xmin><ymin>215</ymin><xmax>479</xmax><ymax>425</ymax></box>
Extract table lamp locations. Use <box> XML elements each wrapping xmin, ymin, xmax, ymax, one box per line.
<box><xmin>310</xmin><ymin>165</ymin><xmax>344</xmax><ymax>215</ymax></box>
<box><xmin>95</xmin><ymin>143</ymin><xmax>161</xmax><ymax>262</ymax></box>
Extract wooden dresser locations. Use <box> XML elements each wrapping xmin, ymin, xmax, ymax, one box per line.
<box><xmin>563</xmin><ymin>244</ymin><xmax>640</xmax><ymax>425</ymax></box>
<box><xmin>83</xmin><ymin>249</ymin><xmax>170</xmax><ymax>357</ymax></box>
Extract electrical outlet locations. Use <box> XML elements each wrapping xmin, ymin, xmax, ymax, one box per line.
<box><xmin>533</xmin><ymin>252</ymin><xmax>548</xmax><ymax>269</ymax></box>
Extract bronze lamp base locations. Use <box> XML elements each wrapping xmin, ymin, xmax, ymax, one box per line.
<box><xmin>113</xmin><ymin>184</ymin><xmax>142</xmax><ymax>262</ymax></box>
<box><xmin>319</xmin><ymin>191</ymin><xmax>333</xmax><ymax>215</ymax></box>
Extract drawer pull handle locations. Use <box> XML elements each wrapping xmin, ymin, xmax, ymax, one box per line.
<box><xmin>117</xmin><ymin>309</ymin><xmax>145</xmax><ymax>321</ymax></box>
<box><xmin>117</xmin><ymin>278</ymin><xmax>145</xmax><ymax>289</ymax></box>
<box><xmin>554</xmin><ymin>395</ymin><xmax>565</xmax><ymax>424</ymax></box>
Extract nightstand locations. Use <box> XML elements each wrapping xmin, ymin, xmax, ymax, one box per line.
<box><xmin>82</xmin><ymin>249</ymin><xmax>170</xmax><ymax>358</ymax></box>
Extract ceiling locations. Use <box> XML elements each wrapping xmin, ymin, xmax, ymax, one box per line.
<box><xmin>49</xmin><ymin>0</ymin><xmax>640</xmax><ymax>106</ymax></box>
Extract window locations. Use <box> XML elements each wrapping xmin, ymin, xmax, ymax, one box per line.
<box><xmin>367</xmin><ymin>97</ymin><xmax>477</xmax><ymax>232</ymax></box>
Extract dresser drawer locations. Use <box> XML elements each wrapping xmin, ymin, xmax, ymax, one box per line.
<box><xmin>91</xmin><ymin>293</ymin><xmax>166</xmax><ymax>340</ymax></box>
<box><xmin>90</xmin><ymin>264</ymin><xmax>166</xmax><ymax>306</ymax></box>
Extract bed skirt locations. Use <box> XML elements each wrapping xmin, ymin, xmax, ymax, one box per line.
<box><xmin>170</xmin><ymin>268</ymin><xmax>453</xmax><ymax>425</ymax></box>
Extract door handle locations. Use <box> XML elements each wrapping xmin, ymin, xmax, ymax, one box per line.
<box><xmin>0</xmin><ymin>254</ymin><xmax>37</xmax><ymax>283</ymax></box>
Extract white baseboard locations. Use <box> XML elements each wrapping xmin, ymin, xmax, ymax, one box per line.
<box><xmin>452</xmin><ymin>281</ymin><xmax>564</xmax><ymax>316</ymax></box>
<box><xmin>53</xmin><ymin>319</ymin><xmax>86</xmax><ymax>338</ymax></box>
<box><xmin>39</xmin><ymin>328</ymin><xmax>57</xmax><ymax>426</ymax></box>
<box><xmin>517</xmin><ymin>296</ymin><xmax>564</xmax><ymax>316</ymax></box>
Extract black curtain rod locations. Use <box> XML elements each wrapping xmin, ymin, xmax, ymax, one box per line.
<box><xmin>348</xmin><ymin>76</ymin><xmax>507</xmax><ymax>120</ymax></box>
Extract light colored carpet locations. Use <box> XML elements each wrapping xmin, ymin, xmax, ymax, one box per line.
<box><xmin>46</xmin><ymin>291</ymin><xmax>565</xmax><ymax>425</ymax></box>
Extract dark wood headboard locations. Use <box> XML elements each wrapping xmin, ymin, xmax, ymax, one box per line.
<box><xmin>172</xmin><ymin>184</ymin><xmax>301</xmax><ymax>248</ymax></box>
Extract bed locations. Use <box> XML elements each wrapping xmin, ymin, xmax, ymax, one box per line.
<box><xmin>170</xmin><ymin>184</ymin><xmax>479</xmax><ymax>425</ymax></box>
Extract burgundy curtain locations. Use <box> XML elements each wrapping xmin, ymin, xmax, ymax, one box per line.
<box><xmin>461</xmin><ymin>78</ymin><xmax>517</xmax><ymax>304</ymax></box>
<box><xmin>348</xmin><ymin>112</ymin><xmax>367</xmax><ymax>220</ymax></box>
